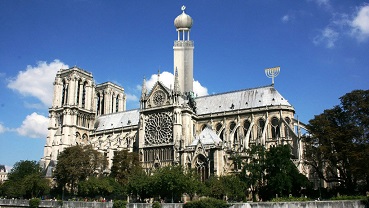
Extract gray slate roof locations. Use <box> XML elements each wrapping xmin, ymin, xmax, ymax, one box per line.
<box><xmin>195</xmin><ymin>85</ymin><xmax>292</xmax><ymax>115</ymax></box>
<box><xmin>95</xmin><ymin>109</ymin><xmax>139</xmax><ymax>131</ymax></box>
<box><xmin>94</xmin><ymin>85</ymin><xmax>292</xmax><ymax>132</ymax></box>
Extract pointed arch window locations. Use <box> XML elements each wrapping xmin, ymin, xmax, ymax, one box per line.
<box><xmin>111</xmin><ymin>94</ymin><xmax>114</xmax><ymax>113</ymax></box>
<box><xmin>271</xmin><ymin>117</ymin><xmax>280</xmax><ymax>139</ymax></box>
<box><xmin>216</xmin><ymin>123</ymin><xmax>224</xmax><ymax>141</ymax></box>
<box><xmin>230</xmin><ymin>121</ymin><xmax>238</xmax><ymax>143</ymax></box>
<box><xmin>116</xmin><ymin>95</ymin><xmax>120</xmax><ymax>112</ymax></box>
<box><xmin>195</xmin><ymin>154</ymin><xmax>209</xmax><ymax>182</ymax></box>
<box><xmin>243</xmin><ymin>120</ymin><xmax>252</xmax><ymax>141</ymax></box>
<box><xmin>257</xmin><ymin>118</ymin><xmax>265</xmax><ymax>139</ymax></box>
<box><xmin>82</xmin><ymin>82</ymin><xmax>87</xmax><ymax>108</ymax></box>
<box><xmin>61</xmin><ymin>80</ymin><xmax>68</xmax><ymax>106</ymax></box>
<box><xmin>285</xmin><ymin>117</ymin><xmax>291</xmax><ymax>139</ymax></box>
<box><xmin>76</xmin><ymin>79</ymin><xmax>81</xmax><ymax>105</ymax></box>
<box><xmin>96</xmin><ymin>92</ymin><xmax>101</xmax><ymax>116</ymax></box>
<box><xmin>201</xmin><ymin>124</ymin><xmax>207</xmax><ymax>131</ymax></box>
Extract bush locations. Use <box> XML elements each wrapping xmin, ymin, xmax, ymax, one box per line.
<box><xmin>152</xmin><ymin>201</ymin><xmax>161</xmax><ymax>208</ymax></box>
<box><xmin>183</xmin><ymin>198</ymin><xmax>231</xmax><ymax>208</ymax></box>
<box><xmin>113</xmin><ymin>200</ymin><xmax>127</xmax><ymax>208</ymax></box>
<box><xmin>29</xmin><ymin>198</ymin><xmax>41</xmax><ymax>208</ymax></box>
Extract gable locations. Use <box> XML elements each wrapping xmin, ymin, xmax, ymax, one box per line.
<box><xmin>147</xmin><ymin>81</ymin><xmax>171</xmax><ymax>108</ymax></box>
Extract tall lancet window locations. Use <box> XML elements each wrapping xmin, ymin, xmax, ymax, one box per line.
<box><xmin>111</xmin><ymin>94</ymin><xmax>114</xmax><ymax>113</ymax></box>
<box><xmin>244</xmin><ymin>120</ymin><xmax>253</xmax><ymax>142</ymax></box>
<box><xmin>61</xmin><ymin>80</ymin><xmax>68</xmax><ymax>106</ymax></box>
<box><xmin>216</xmin><ymin>123</ymin><xmax>224</xmax><ymax>141</ymax></box>
<box><xmin>230</xmin><ymin>121</ymin><xmax>237</xmax><ymax>144</ymax></box>
<box><xmin>257</xmin><ymin>118</ymin><xmax>265</xmax><ymax>140</ymax></box>
<box><xmin>82</xmin><ymin>82</ymin><xmax>87</xmax><ymax>108</ymax></box>
<box><xmin>96</xmin><ymin>92</ymin><xmax>101</xmax><ymax>115</ymax></box>
<box><xmin>284</xmin><ymin>117</ymin><xmax>291</xmax><ymax>139</ymax></box>
<box><xmin>116</xmin><ymin>95</ymin><xmax>119</xmax><ymax>112</ymax></box>
<box><xmin>100</xmin><ymin>91</ymin><xmax>105</xmax><ymax>115</ymax></box>
<box><xmin>76</xmin><ymin>80</ymin><xmax>81</xmax><ymax>105</ymax></box>
<box><xmin>196</xmin><ymin>154</ymin><xmax>209</xmax><ymax>182</ymax></box>
<box><xmin>271</xmin><ymin>117</ymin><xmax>280</xmax><ymax>139</ymax></box>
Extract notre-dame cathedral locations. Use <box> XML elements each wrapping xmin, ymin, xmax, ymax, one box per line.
<box><xmin>41</xmin><ymin>6</ymin><xmax>306</xmax><ymax>179</ymax></box>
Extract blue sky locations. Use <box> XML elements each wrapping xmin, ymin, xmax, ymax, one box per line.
<box><xmin>1</xmin><ymin>0</ymin><xmax>368</xmax><ymax>170</ymax></box>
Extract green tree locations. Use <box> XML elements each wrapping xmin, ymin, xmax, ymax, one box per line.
<box><xmin>220</xmin><ymin>175</ymin><xmax>247</xmax><ymax>202</ymax></box>
<box><xmin>127</xmin><ymin>169</ymin><xmax>153</xmax><ymax>202</ymax></box>
<box><xmin>305</xmin><ymin>90</ymin><xmax>369</xmax><ymax>194</ymax></box>
<box><xmin>240</xmin><ymin>145</ymin><xmax>266</xmax><ymax>201</ymax></box>
<box><xmin>204</xmin><ymin>176</ymin><xmax>226</xmax><ymax>200</ymax></box>
<box><xmin>54</xmin><ymin>145</ymin><xmax>107</xmax><ymax>196</ymax></box>
<box><xmin>151</xmin><ymin>165</ymin><xmax>187</xmax><ymax>202</ymax></box>
<box><xmin>183</xmin><ymin>169</ymin><xmax>205</xmax><ymax>200</ymax></box>
<box><xmin>262</xmin><ymin>145</ymin><xmax>310</xmax><ymax>200</ymax></box>
<box><xmin>1</xmin><ymin>160</ymin><xmax>49</xmax><ymax>198</ymax></box>
<box><xmin>78</xmin><ymin>176</ymin><xmax>122</xmax><ymax>199</ymax></box>
<box><xmin>110</xmin><ymin>150</ymin><xmax>141</xmax><ymax>186</ymax></box>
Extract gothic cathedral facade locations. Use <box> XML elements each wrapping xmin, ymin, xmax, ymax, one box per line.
<box><xmin>41</xmin><ymin>6</ymin><xmax>306</xmax><ymax>179</ymax></box>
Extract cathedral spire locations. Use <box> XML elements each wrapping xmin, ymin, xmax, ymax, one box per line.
<box><xmin>157</xmin><ymin>69</ymin><xmax>160</xmax><ymax>82</ymax></box>
<box><xmin>141</xmin><ymin>76</ymin><xmax>147</xmax><ymax>100</ymax></box>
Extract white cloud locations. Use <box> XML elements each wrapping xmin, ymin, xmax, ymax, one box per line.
<box><xmin>0</xmin><ymin>123</ymin><xmax>6</xmax><ymax>133</ymax></box>
<box><xmin>351</xmin><ymin>5</ymin><xmax>369</xmax><ymax>41</ymax></box>
<box><xmin>146</xmin><ymin>71</ymin><xmax>174</xmax><ymax>91</ymax></box>
<box><xmin>7</xmin><ymin>60</ymin><xmax>69</xmax><ymax>107</ymax></box>
<box><xmin>313</xmin><ymin>27</ymin><xmax>339</xmax><ymax>48</ymax></box>
<box><xmin>126</xmin><ymin>93</ymin><xmax>139</xmax><ymax>102</ymax></box>
<box><xmin>281</xmin><ymin>15</ymin><xmax>290</xmax><ymax>23</ymax></box>
<box><xmin>16</xmin><ymin>112</ymin><xmax>48</xmax><ymax>139</ymax></box>
<box><xmin>145</xmin><ymin>71</ymin><xmax>208</xmax><ymax>97</ymax></box>
<box><xmin>308</xmin><ymin>0</ymin><xmax>331</xmax><ymax>10</ymax></box>
<box><xmin>315</xmin><ymin>0</ymin><xmax>330</xmax><ymax>7</ymax></box>
<box><xmin>193</xmin><ymin>80</ymin><xmax>208</xmax><ymax>97</ymax></box>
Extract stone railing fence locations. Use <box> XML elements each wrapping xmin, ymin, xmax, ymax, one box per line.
<box><xmin>0</xmin><ymin>199</ymin><xmax>366</xmax><ymax>208</ymax></box>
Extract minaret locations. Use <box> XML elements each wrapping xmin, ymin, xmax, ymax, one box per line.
<box><xmin>174</xmin><ymin>5</ymin><xmax>194</xmax><ymax>94</ymax></box>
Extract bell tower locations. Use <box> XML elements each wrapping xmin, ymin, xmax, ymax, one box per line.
<box><xmin>173</xmin><ymin>5</ymin><xmax>194</xmax><ymax>94</ymax></box>
<box><xmin>41</xmin><ymin>66</ymin><xmax>95</xmax><ymax>173</ymax></box>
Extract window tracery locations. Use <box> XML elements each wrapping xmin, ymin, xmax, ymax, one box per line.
<box><xmin>144</xmin><ymin>112</ymin><xmax>173</xmax><ymax>145</ymax></box>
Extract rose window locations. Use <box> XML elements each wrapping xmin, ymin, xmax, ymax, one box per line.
<box><xmin>145</xmin><ymin>112</ymin><xmax>173</xmax><ymax>145</ymax></box>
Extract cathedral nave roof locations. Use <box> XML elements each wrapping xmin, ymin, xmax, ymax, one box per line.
<box><xmin>95</xmin><ymin>109</ymin><xmax>139</xmax><ymax>132</ymax></box>
<box><xmin>195</xmin><ymin>85</ymin><xmax>293</xmax><ymax>115</ymax></box>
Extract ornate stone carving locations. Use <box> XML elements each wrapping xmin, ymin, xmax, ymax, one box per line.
<box><xmin>153</xmin><ymin>90</ymin><xmax>166</xmax><ymax>106</ymax></box>
<box><xmin>144</xmin><ymin>112</ymin><xmax>173</xmax><ymax>145</ymax></box>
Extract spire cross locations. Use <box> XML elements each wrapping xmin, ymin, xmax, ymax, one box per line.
<box><xmin>265</xmin><ymin>66</ymin><xmax>280</xmax><ymax>86</ymax></box>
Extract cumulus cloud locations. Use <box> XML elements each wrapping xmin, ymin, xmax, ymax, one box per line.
<box><xmin>351</xmin><ymin>5</ymin><xmax>369</xmax><ymax>41</ymax></box>
<box><xmin>16</xmin><ymin>112</ymin><xmax>48</xmax><ymax>139</ymax></box>
<box><xmin>144</xmin><ymin>71</ymin><xmax>208</xmax><ymax>97</ymax></box>
<box><xmin>313</xmin><ymin>27</ymin><xmax>339</xmax><ymax>48</ymax></box>
<box><xmin>7</xmin><ymin>60</ymin><xmax>69</xmax><ymax>107</ymax></box>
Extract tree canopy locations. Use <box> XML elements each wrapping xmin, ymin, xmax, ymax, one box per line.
<box><xmin>0</xmin><ymin>160</ymin><xmax>49</xmax><ymax>198</ymax></box>
<box><xmin>241</xmin><ymin>145</ymin><xmax>310</xmax><ymax>201</ymax></box>
<box><xmin>305</xmin><ymin>89</ymin><xmax>369</xmax><ymax>194</ymax></box>
<box><xmin>53</xmin><ymin>145</ymin><xmax>107</xmax><ymax>195</ymax></box>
